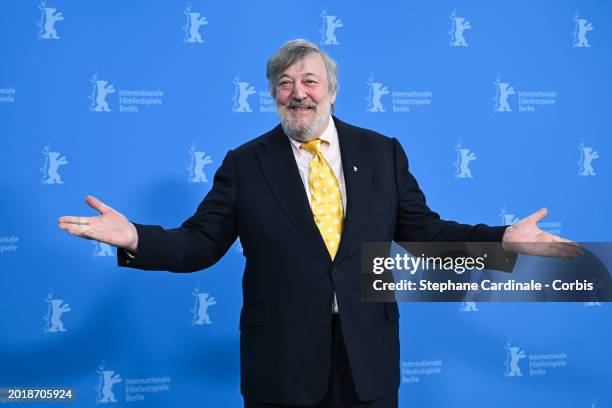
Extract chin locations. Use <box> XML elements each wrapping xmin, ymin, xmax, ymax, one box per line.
<box><xmin>289</xmin><ymin>111</ymin><xmax>314</xmax><ymax>122</ymax></box>
<box><xmin>289</xmin><ymin>120</ymin><xmax>311</xmax><ymax>131</ymax></box>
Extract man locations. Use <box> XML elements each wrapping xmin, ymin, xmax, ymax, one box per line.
<box><xmin>59</xmin><ymin>39</ymin><xmax>579</xmax><ymax>407</ymax></box>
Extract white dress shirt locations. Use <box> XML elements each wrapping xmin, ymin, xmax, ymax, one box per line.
<box><xmin>286</xmin><ymin>115</ymin><xmax>346</xmax><ymax>313</ymax></box>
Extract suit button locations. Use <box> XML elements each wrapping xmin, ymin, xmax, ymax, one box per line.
<box><xmin>331</xmin><ymin>266</ymin><xmax>339</xmax><ymax>273</ymax></box>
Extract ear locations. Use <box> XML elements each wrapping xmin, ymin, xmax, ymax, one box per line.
<box><xmin>329</xmin><ymin>90</ymin><xmax>337</xmax><ymax>105</ymax></box>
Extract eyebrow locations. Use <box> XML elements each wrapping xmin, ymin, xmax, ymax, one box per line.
<box><xmin>278</xmin><ymin>72</ymin><xmax>320</xmax><ymax>80</ymax></box>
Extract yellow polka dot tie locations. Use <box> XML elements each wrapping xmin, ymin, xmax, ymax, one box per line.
<box><xmin>301</xmin><ymin>139</ymin><xmax>344</xmax><ymax>259</ymax></box>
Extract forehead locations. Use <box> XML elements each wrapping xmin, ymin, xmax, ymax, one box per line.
<box><xmin>280</xmin><ymin>52</ymin><xmax>327</xmax><ymax>79</ymax></box>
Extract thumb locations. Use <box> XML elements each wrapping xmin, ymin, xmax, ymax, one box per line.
<box><xmin>526</xmin><ymin>207</ymin><xmax>548</xmax><ymax>224</ymax></box>
<box><xmin>85</xmin><ymin>195</ymin><xmax>113</xmax><ymax>215</ymax></box>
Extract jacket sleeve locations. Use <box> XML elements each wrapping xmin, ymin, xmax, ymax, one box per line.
<box><xmin>117</xmin><ymin>150</ymin><xmax>239</xmax><ymax>272</ymax></box>
<box><xmin>392</xmin><ymin>137</ymin><xmax>507</xmax><ymax>243</ymax></box>
<box><xmin>391</xmin><ymin>138</ymin><xmax>516</xmax><ymax>272</ymax></box>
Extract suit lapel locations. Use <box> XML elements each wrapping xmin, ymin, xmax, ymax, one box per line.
<box><xmin>256</xmin><ymin>118</ymin><xmax>371</xmax><ymax>264</ymax></box>
<box><xmin>257</xmin><ymin>126</ymin><xmax>331</xmax><ymax>262</ymax></box>
<box><xmin>334</xmin><ymin>117</ymin><xmax>372</xmax><ymax>262</ymax></box>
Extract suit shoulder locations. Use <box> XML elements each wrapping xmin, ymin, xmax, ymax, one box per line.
<box><xmin>337</xmin><ymin>120</ymin><xmax>394</xmax><ymax>144</ymax></box>
<box><xmin>230</xmin><ymin>125</ymin><xmax>281</xmax><ymax>156</ymax></box>
<box><xmin>336</xmin><ymin>120</ymin><xmax>397</xmax><ymax>154</ymax></box>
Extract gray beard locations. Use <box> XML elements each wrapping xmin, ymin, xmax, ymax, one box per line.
<box><xmin>278</xmin><ymin>102</ymin><xmax>331</xmax><ymax>143</ymax></box>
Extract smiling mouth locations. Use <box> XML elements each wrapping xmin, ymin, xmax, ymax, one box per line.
<box><xmin>290</xmin><ymin>106</ymin><xmax>314</xmax><ymax>111</ymax></box>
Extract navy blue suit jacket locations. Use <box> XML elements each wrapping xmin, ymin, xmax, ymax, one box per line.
<box><xmin>118</xmin><ymin>116</ymin><xmax>507</xmax><ymax>405</ymax></box>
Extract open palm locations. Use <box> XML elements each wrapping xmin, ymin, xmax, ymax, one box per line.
<box><xmin>58</xmin><ymin>195</ymin><xmax>138</xmax><ymax>252</ymax></box>
<box><xmin>502</xmin><ymin>208</ymin><xmax>582</xmax><ymax>258</ymax></box>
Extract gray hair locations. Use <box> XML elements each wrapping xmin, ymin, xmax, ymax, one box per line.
<box><xmin>266</xmin><ymin>39</ymin><xmax>339</xmax><ymax>99</ymax></box>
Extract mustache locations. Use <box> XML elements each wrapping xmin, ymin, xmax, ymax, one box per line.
<box><xmin>286</xmin><ymin>101</ymin><xmax>316</xmax><ymax>109</ymax></box>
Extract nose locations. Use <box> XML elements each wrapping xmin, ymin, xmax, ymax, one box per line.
<box><xmin>291</xmin><ymin>82</ymin><xmax>307</xmax><ymax>101</ymax></box>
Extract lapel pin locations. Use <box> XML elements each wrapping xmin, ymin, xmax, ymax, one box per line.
<box><xmin>353</xmin><ymin>166</ymin><xmax>358</xmax><ymax>172</ymax></box>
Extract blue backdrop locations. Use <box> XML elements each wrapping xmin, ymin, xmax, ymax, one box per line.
<box><xmin>0</xmin><ymin>1</ymin><xmax>610</xmax><ymax>407</ymax></box>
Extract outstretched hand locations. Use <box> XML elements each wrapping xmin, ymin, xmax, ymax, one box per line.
<box><xmin>58</xmin><ymin>195</ymin><xmax>138</xmax><ymax>252</ymax></box>
<box><xmin>502</xmin><ymin>208</ymin><xmax>582</xmax><ymax>258</ymax></box>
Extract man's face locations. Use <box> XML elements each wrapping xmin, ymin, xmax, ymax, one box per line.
<box><xmin>275</xmin><ymin>52</ymin><xmax>337</xmax><ymax>142</ymax></box>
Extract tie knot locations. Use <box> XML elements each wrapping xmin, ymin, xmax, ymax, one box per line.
<box><xmin>301</xmin><ymin>139</ymin><xmax>324</xmax><ymax>155</ymax></box>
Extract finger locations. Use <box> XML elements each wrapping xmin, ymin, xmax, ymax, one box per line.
<box><xmin>538</xmin><ymin>244</ymin><xmax>573</xmax><ymax>258</ymax></box>
<box><xmin>546</xmin><ymin>242</ymin><xmax>582</xmax><ymax>258</ymax></box>
<box><xmin>551</xmin><ymin>236</ymin><xmax>584</xmax><ymax>254</ymax></box>
<box><xmin>63</xmin><ymin>224</ymin><xmax>95</xmax><ymax>240</ymax></box>
<box><xmin>550</xmin><ymin>234</ymin><xmax>573</xmax><ymax>243</ymax></box>
<box><xmin>86</xmin><ymin>195</ymin><xmax>113</xmax><ymax>215</ymax></box>
<box><xmin>557</xmin><ymin>242</ymin><xmax>584</xmax><ymax>257</ymax></box>
<box><xmin>526</xmin><ymin>207</ymin><xmax>548</xmax><ymax>223</ymax></box>
<box><xmin>547</xmin><ymin>235</ymin><xmax>584</xmax><ymax>255</ymax></box>
<box><xmin>58</xmin><ymin>216</ymin><xmax>91</xmax><ymax>225</ymax></box>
